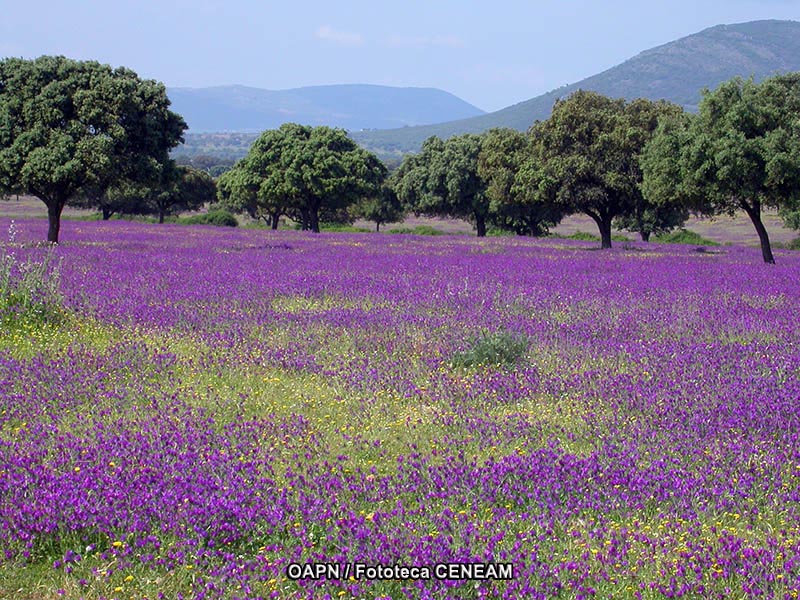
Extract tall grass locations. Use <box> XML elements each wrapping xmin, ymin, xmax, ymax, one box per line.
<box><xmin>0</xmin><ymin>221</ymin><xmax>64</xmax><ymax>326</ymax></box>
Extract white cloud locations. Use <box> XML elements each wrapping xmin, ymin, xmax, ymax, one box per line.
<box><xmin>384</xmin><ymin>34</ymin><xmax>464</xmax><ymax>49</ymax></box>
<box><xmin>315</xmin><ymin>25</ymin><xmax>364</xmax><ymax>47</ymax></box>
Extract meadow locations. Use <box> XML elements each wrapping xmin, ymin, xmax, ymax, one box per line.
<box><xmin>1</xmin><ymin>216</ymin><xmax>799</xmax><ymax>599</ymax></box>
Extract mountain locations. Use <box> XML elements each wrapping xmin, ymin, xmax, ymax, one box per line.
<box><xmin>350</xmin><ymin>19</ymin><xmax>800</xmax><ymax>155</ymax></box>
<box><xmin>168</xmin><ymin>84</ymin><xmax>486</xmax><ymax>133</ymax></box>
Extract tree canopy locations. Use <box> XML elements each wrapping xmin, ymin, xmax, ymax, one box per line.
<box><xmin>151</xmin><ymin>165</ymin><xmax>217</xmax><ymax>224</ymax></box>
<box><xmin>219</xmin><ymin>124</ymin><xmax>385</xmax><ymax>232</ymax></box>
<box><xmin>642</xmin><ymin>74</ymin><xmax>800</xmax><ymax>263</ymax></box>
<box><xmin>516</xmin><ymin>91</ymin><xmax>685</xmax><ymax>248</ymax></box>
<box><xmin>391</xmin><ymin>134</ymin><xmax>491</xmax><ymax>236</ymax></box>
<box><xmin>354</xmin><ymin>185</ymin><xmax>405</xmax><ymax>232</ymax></box>
<box><xmin>479</xmin><ymin>128</ymin><xmax>565</xmax><ymax>236</ymax></box>
<box><xmin>0</xmin><ymin>56</ymin><xmax>186</xmax><ymax>242</ymax></box>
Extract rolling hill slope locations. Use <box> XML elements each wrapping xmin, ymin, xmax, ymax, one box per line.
<box><xmin>168</xmin><ymin>84</ymin><xmax>486</xmax><ymax>133</ymax></box>
<box><xmin>350</xmin><ymin>19</ymin><xmax>800</xmax><ymax>154</ymax></box>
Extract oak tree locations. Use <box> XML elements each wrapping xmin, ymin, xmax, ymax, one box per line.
<box><xmin>643</xmin><ymin>74</ymin><xmax>800</xmax><ymax>263</ymax></box>
<box><xmin>0</xmin><ymin>56</ymin><xmax>186</xmax><ymax>242</ymax></box>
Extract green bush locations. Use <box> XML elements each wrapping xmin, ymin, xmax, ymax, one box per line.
<box><xmin>776</xmin><ymin>236</ymin><xmax>800</xmax><ymax>251</ymax></box>
<box><xmin>320</xmin><ymin>223</ymin><xmax>371</xmax><ymax>233</ymax></box>
<box><xmin>451</xmin><ymin>330</ymin><xmax>529</xmax><ymax>369</ymax></box>
<box><xmin>654</xmin><ymin>228</ymin><xmax>719</xmax><ymax>246</ymax></box>
<box><xmin>559</xmin><ymin>231</ymin><xmax>630</xmax><ymax>242</ymax></box>
<box><xmin>179</xmin><ymin>209</ymin><xmax>238</xmax><ymax>227</ymax></box>
<box><xmin>412</xmin><ymin>225</ymin><xmax>444</xmax><ymax>235</ymax></box>
<box><xmin>565</xmin><ymin>231</ymin><xmax>599</xmax><ymax>241</ymax></box>
<box><xmin>0</xmin><ymin>221</ymin><xmax>64</xmax><ymax>327</ymax></box>
<box><xmin>386</xmin><ymin>225</ymin><xmax>445</xmax><ymax>236</ymax></box>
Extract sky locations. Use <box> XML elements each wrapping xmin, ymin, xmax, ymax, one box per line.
<box><xmin>2</xmin><ymin>0</ymin><xmax>800</xmax><ymax>112</ymax></box>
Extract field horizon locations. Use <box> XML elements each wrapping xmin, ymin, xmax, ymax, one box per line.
<box><xmin>2</xmin><ymin>195</ymin><xmax>798</xmax><ymax>249</ymax></box>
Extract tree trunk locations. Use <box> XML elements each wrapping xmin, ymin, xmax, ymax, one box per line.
<box><xmin>376</xmin><ymin>222</ymin><xmax>380</xmax><ymax>232</ymax></box>
<box><xmin>309</xmin><ymin>210</ymin><xmax>320</xmax><ymax>233</ymax></box>
<box><xmin>742</xmin><ymin>199</ymin><xmax>775</xmax><ymax>264</ymax></box>
<box><xmin>599</xmin><ymin>219</ymin><xmax>612</xmax><ymax>249</ymax></box>
<box><xmin>102</xmin><ymin>207</ymin><xmax>112</xmax><ymax>221</ymax></box>
<box><xmin>475</xmin><ymin>214</ymin><xmax>487</xmax><ymax>237</ymax></box>
<box><xmin>46</xmin><ymin>200</ymin><xmax>65</xmax><ymax>244</ymax></box>
<box><xmin>158</xmin><ymin>210</ymin><xmax>165</xmax><ymax>224</ymax></box>
<box><xmin>588</xmin><ymin>212</ymin><xmax>613</xmax><ymax>249</ymax></box>
<box><xmin>640</xmin><ymin>231</ymin><xmax>651</xmax><ymax>242</ymax></box>
<box><xmin>271</xmin><ymin>211</ymin><xmax>280</xmax><ymax>230</ymax></box>
<box><xmin>301</xmin><ymin>208</ymin><xmax>310</xmax><ymax>231</ymax></box>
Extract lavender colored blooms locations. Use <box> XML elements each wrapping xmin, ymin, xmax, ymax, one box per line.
<box><xmin>1</xmin><ymin>217</ymin><xmax>800</xmax><ymax>599</ymax></box>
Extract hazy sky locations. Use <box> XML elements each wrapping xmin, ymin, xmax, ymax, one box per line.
<box><xmin>2</xmin><ymin>0</ymin><xmax>800</xmax><ymax>112</ymax></box>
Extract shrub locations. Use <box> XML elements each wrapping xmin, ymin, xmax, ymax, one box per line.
<box><xmin>180</xmin><ymin>209</ymin><xmax>238</xmax><ymax>227</ymax></box>
<box><xmin>412</xmin><ymin>225</ymin><xmax>444</xmax><ymax>236</ymax></box>
<box><xmin>320</xmin><ymin>223</ymin><xmax>371</xmax><ymax>233</ymax></box>
<box><xmin>654</xmin><ymin>228</ymin><xmax>719</xmax><ymax>246</ymax></box>
<box><xmin>451</xmin><ymin>330</ymin><xmax>529</xmax><ymax>369</ymax></box>
<box><xmin>0</xmin><ymin>221</ymin><xmax>64</xmax><ymax>326</ymax></box>
<box><xmin>566</xmin><ymin>231</ymin><xmax>599</xmax><ymax>241</ymax></box>
<box><xmin>775</xmin><ymin>236</ymin><xmax>800</xmax><ymax>251</ymax></box>
<box><xmin>386</xmin><ymin>225</ymin><xmax>445</xmax><ymax>236</ymax></box>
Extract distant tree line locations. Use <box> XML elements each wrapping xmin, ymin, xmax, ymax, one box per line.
<box><xmin>387</xmin><ymin>75</ymin><xmax>800</xmax><ymax>263</ymax></box>
<box><xmin>2</xmin><ymin>56</ymin><xmax>799</xmax><ymax>263</ymax></box>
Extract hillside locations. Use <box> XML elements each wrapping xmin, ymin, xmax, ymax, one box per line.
<box><xmin>168</xmin><ymin>84</ymin><xmax>486</xmax><ymax>133</ymax></box>
<box><xmin>350</xmin><ymin>19</ymin><xmax>800</xmax><ymax>155</ymax></box>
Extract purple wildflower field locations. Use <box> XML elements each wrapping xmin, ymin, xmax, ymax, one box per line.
<box><xmin>1</xmin><ymin>217</ymin><xmax>800</xmax><ymax>599</ymax></box>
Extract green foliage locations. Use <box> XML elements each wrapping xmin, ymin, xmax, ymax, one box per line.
<box><xmin>174</xmin><ymin>153</ymin><xmax>236</xmax><ymax>177</ymax></box>
<box><xmin>386</xmin><ymin>225</ymin><xmax>444</xmax><ymax>236</ymax></box>
<box><xmin>779</xmin><ymin>197</ymin><xmax>800</xmax><ymax>231</ymax></box>
<box><xmin>0</xmin><ymin>56</ymin><xmax>186</xmax><ymax>242</ymax></box>
<box><xmin>517</xmin><ymin>91</ymin><xmax>684</xmax><ymax>249</ymax></box>
<box><xmin>219</xmin><ymin>124</ymin><xmax>386</xmax><ymax>232</ymax></box>
<box><xmin>642</xmin><ymin>73</ymin><xmax>800</xmax><ymax>263</ymax></box>
<box><xmin>319</xmin><ymin>223</ymin><xmax>371</xmax><ymax>233</ymax></box>
<box><xmin>478</xmin><ymin>128</ymin><xmax>564</xmax><ymax>236</ymax></box>
<box><xmin>566</xmin><ymin>231</ymin><xmax>601</xmax><ymax>241</ymax></box>
<box><xmin>179</xmin><ymin>209</ymin><xmax>238</xmax><ymax>227</ymax></box>
<box><xmin>786</xmin><ymin>237</ymin><xmax>800</xmax><ymax>251</ymax></box>
<box><xmin>354</xmin><ymin>185</ymin><xmax>405</xmax><ymax>231</ymax></box>
<box><xmin>93</xmin><ymin>164</ymin><xmax>216</xmax><ymax>224</ymax></box>
<box><xmin>451</xmin><ymin>331</ymin><xmax>529</xmax><ymax>369</ymax></box>
<box><xmin>562</xmin><ymin>231</ymin><xmax>631</xmax><ymax>242</ymax></box>
<box><xmin>0</xmin><ymin>222</ymin><xmax>64</xmax><ymax>327</ymax></box>
<box><xmin>653</xmin><ymin>228</ymin><xmax>719</xmax><ymax>246</ymax></box>
<box><xmin>391</xmin><ymin>134</ymin><xmax>490</xmax><ymax>236</ymax></box>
